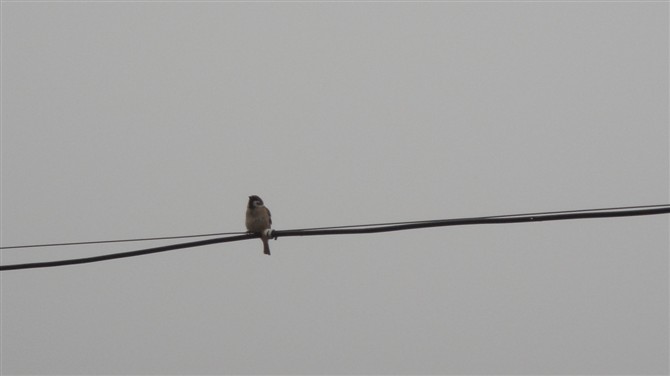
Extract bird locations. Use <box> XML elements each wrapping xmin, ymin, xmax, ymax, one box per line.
<box><xmin>245</xmin><ymin>195</ymin><xmax>272</xmax><ymax>255</ymax></box>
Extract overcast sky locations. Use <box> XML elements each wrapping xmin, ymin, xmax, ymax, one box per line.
<box><xmin>1</xmin><ymin>2</ymin><xmax>668</xmax><ymax>375</ymax></box>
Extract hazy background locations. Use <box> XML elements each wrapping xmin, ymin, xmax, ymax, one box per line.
<box><xmin>1</xmin><ymin>2</ymin><xmax>668</xmax><ymax>375</ymax></box>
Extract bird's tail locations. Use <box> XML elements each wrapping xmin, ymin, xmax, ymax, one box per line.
<box><xmin>262</xmin><ymin>236</ymin><xmax>271</xmax><ymax>256</ymax></box>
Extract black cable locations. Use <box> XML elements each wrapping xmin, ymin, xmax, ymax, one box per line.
<box><xmin>276</xmin><ymin>205</ymin><xmax>670</xmax><ymax>237</ymax></box>
<box><xmin>0</xmin><ymin>234</ymin><xmax>254</xmax><ymax>271</ymax></box>
<box><xmin>0</xmin><ymin>231</ymin><xmax>246</xmax><ymax>250</ymax></box>
<box><xmin>272</xmin><ymin>204</ymin><xmax>670</xmax><ymax>233</ymax></box>
<box><xmin>1</xmin><ymin>204</ymin><xmax>668</xmax><ymax>271</ymax></box>
<box><xmin>3</xmin><ymin>204</ymin><xmax>666</xmax><ymax>250</ymax></box>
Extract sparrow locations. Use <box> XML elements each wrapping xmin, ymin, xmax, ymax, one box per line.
<box><xmin>245</xmin><ymin>195</ymin><xmax>272</xmax><ymax>255</ymax></box>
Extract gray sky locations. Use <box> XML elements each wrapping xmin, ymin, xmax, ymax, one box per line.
<box><xmin>1</xmin><ymin>2</ymin><xmax>668</xmax><ymax>375</ymax></box>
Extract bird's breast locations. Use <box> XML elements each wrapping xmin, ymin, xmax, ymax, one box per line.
<box><xmin>246</xmin><ymin>208</ymin><xmax>270</xmax><ymax>232</ymax></box>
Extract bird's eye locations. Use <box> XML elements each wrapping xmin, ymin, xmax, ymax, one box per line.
<box><xmin>254</xmin><ymin>200</ymin><xmax>263</xmax><ymax>206</ymax></box>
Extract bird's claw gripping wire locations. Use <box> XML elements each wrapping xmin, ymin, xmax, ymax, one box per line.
<box><xmin>264</xmin><ymin>229</ymin><xmax>277</xmax><ymax>240</ymax></box>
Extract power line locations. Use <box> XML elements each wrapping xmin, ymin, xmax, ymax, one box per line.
<box><xmin>276</xmin><ymin>204</ymin><xmax>670</xmax><ymax>237</ymax></box>
<box><xmin>0</xmin><ymin>231</ymin><xmax>246</xmax><ymax>250</ymax></box>
<box><xmin>0</xmin><ymin>234</ymin><xmax>254</xmax><ymax>272</ymax></box>
<box><xmin>287</xmin><ymin>204</ymin><xmax>670</xmax><ymax>232</ymax></box>
<box><xmin>3</xmin><ymin>204</ymin><xmax>666</xmax><ymax>250</ymax></box>
<box><xmin>1</xmin><ymin>204</ymin><xmax>668</xmax><ymax>271</ymax></box>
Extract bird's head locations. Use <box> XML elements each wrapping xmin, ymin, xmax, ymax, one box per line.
<box><xmin>248</xmin><ymin>195</ymin><xmax>264</xmax><ymax>208</ymax></box>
